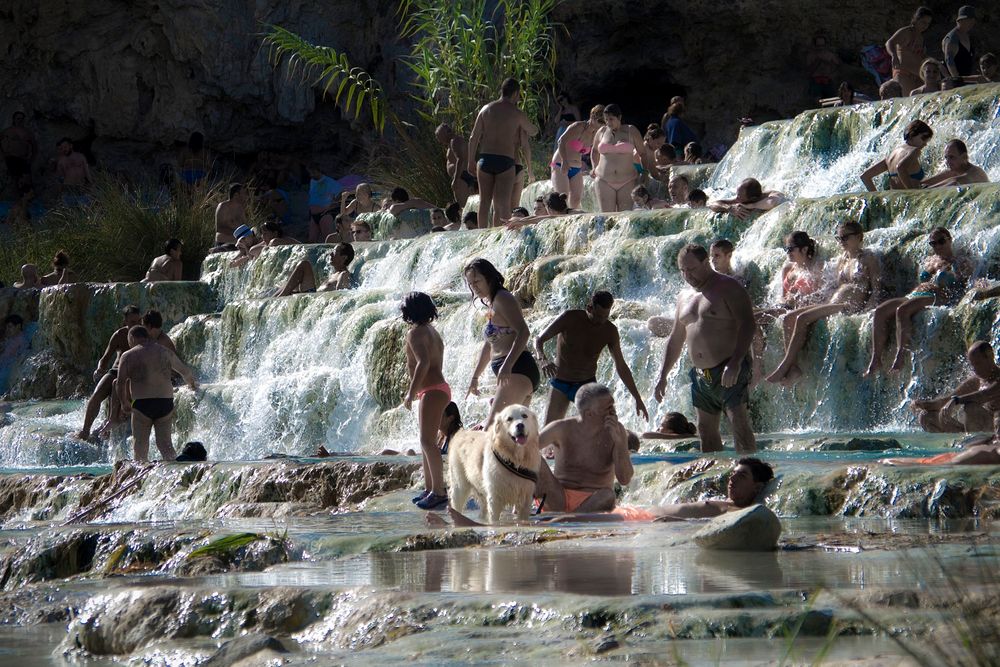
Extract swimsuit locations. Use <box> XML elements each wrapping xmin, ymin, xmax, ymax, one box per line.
<box><xmin>888</xmin><ymin>167</ymin><xmax>925</xmax><ymax>182</ymax></box>
<box><xmin>567</xmin><ymin>138</ymin><xmax>591</xmax><ymax>155</ymax></box>
<box><xmin>911</xmin><ymin>259</ymin><xmax>962</xmax><ymax>302</ymax></box>
<box><xmin>549</xmin><ymin>377</ymin><xmax>596</xmax><ymax>402</ymax></box>
<box><xmin>597</xmin><ymin>140</ymin><xmax>639</xmax><ymax>189</ymax></box>
<box><xmin>612</xmin><ymin>505</ymin><xmax>659</xmax><ymax>521</ymax></box>
<box><xmin>132</xmin><ymin>397</ymin><xmax>175</xmax><ymax>422</ymax></box>
<box><xmin>416</xmin><ymin>382</ymin><xmax>452</xmax><ymax>401</ymax></box>
<box><xmin>477</xmin><ymin>154</ymin><xmax>515</xmax><ymax>175</ymax></box>
<box><xmin>690</xmin><ymin>357</ymin><xmax>752</xmax><ymax>416</ymax></box>
<box><xmin>552</xmin><ymin>163</ymin><xmax>582</xmax><ymax>179</ymax></box>
<box><xmin>954</xmin><ymin>36</ymin><xmax>975</xmax><ymax>77</ymax></box>
<box><xmin>490</xmin><ymin>351</ymin><xmax>541</xmax><ymax>391</ymax></box>
<box><xmin>484</xmin><ymin>310</ymin><xmax>517</xmax><ymax>344</ymax></box>
<box><xmin>563</xmin><ymin>488</ymin><xmax>595</xmax><ymax>512</ymax></box>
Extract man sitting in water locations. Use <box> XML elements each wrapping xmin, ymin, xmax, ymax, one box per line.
<box><xmin>707</xmin><ymin>178</ymin><xmax>786</xmax><ymax>220</ymax></box>
<box><xmin>274</xmin><ymin>243</ymin><xmax>355</xmax><ymax>296</ymax></box>
<box><xmin>922</xmin><ymin>139</ymin><xmax>989</xmax><ymax>188</ymax></box>
<box><xmin>534</xmin><ymin>291</ymin><xmax>648</xmax><ymax>425</ymax></box>
<box><xmin>533</xmin><ymin>383</ymin><xmax>633</xmax><ymax>513</ymax></box>
<box><xmin>912</xmin><ymin>341</ymin><xmax>1000</xmax><ymax>433</ymax></box>
<box><xmin>687</xmin><ymin>189</ymin><xmax>708</xmax><ymax>208</ymax></box>
<box><xmin>118</xmin><ymin>326</ymin><xmax>198</xmax><ymax>462</ymax></box>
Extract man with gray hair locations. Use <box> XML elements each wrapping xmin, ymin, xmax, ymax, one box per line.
<box><xmin>532</xmin><ymin>382</ymin><xmax>633</xmax><ymax>512</ymax></box>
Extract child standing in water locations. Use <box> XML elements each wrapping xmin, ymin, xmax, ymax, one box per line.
<box><xmin>400</xmin><ymin>292</ymin><xmax>452</xmax><ymax>511</ymax></box>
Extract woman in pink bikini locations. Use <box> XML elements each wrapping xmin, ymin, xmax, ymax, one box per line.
<box><xmin>591</xmin><ymin>104</ymin><xmax>646</xmax><ymax>213</ymax></box>
<box><xmin>549</xmin><ymin>105</ymin><xmax>604</xmax><ymax>210</ymax></box>
<box><xmin>400</xmin><ymin>291</ymin><xmax>452</xmax><ymax>511</ymax></box>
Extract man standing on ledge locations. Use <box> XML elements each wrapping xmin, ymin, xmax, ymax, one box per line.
<box><xmin>534</xmin><ymin>290</ymin><xmax>648</xmax><ymax>425</ymax></box>
<box><xmin>118</xmin><ymin>326</ymin><xmax>198</xmax><ymax>462</ymax></box>
<box><xmin>468</xmin><ymin>78</ymin><xmax>538</xmax><ymax>228</ymax></box>
<box><xmin>654</xmin><ymin>244</ymin><xmax>757</xmax><ymax>453</ymax></box>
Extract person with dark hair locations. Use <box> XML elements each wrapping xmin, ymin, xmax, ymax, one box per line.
<box><xmin>143</xmin><ymin>239</ymin><xmax>184</xmax><ymax>283</ymax></box>
<box><xmin>504</xmin><ymin>191</ymin><xmax>583</xmax><ymax>230</ymax></box>
<box><xmin>351</xmin><ymin>220</ymin><xmax>373</xmax><ymax>242</ymax></box>
<box><xmin>383</xmin><ymin>186</ymin><xmax>435</xmax><ymax>217</ymax></box>
<box><xmin>660</xmin><ymin>97</ymin><xmax>698</xmax><ymax>149</ymax></box>
<box><xmin>969</xmin><ymin>52</ymin><xmax>999</xmax><ymax>83</ymax></box>
<box><xmin>213</xmin><ymin>183</ymin><xmax>248</xmax><ymax>248</ymax></box>
<box><xmin>687</xmin><ymin>189</ymin><xmax>708</xmax><ymax>208</ymax></box>
<box><xmin>766</xmin><ymin>222</ymin><xmax>881</xmax><ymax>385</ymax></box>
<box><xmin>923</xmin><ymin>139</ymin><xmax>989</xmax><ymax>187</ymax></box>
<box><xmin>429</xmin><ymin>208</ymin><xmax>447</xmax><ymax>231</ymax></box>
<box><xmin>55</xmin><ymin>137</ymin><xmax>91</xmax><ymax>206</ymax></box>
<box><xmin>40</xmin><ymin>250</ymin><xmax>75</xmax><ymax>286</ymax></box>
<box><xmin>641</xmin><ymin>412</ymin><xmax>697</xmax><ymax>440</ymax></box>
<box><xmin>910</xmin><ymin>58</ymin><xmax>944</xmax><ymax>95</ymax></box>
<box><xmin>886</xmin><ymin>7</ymin><xmax>933</xmax><ymax>95</ymax></box>
<box><xmin>118</xmin><ymin>325</ymin><xmax>198</xmax><ymax>462</ymax></box>
<box><xmin>275</xmin><ymin>243</ymin><xmax>355</xmax><ymax>296</ymax></box>
<box><xmin>654</xmin><ymin>244</ymin><xmax>757</xmax><ymax>453</ymax></box>
<box><xmin>76</xmin><ymin>306</ymin><xmax>143</xmax><ymax>441</ymax></box>
<box><xmin>708</xmin><ymin>178</ymin><xmax>786</xmax><ymax>219</ymax></box>
<box><xmin>462</xmin><ymin>211</ymin><xmax>478</xmax><ymax>230</ymax></box>
<box><xmin>683</xmin><ymin>141</ymin><xmax>705</xmax><ymax>164</ymax></box>
<box><xmin>436</xmin><ymin>124</ymin><xmax>477</xmax><ymax>207</ymax></box>
<box><xmin>444</xmin><ymin>202</ymin><xmax>463</xmax><ymax>231</ymax></box>
<box><xmin>866</xmin><ymin>227</ymin><xmax>972</xmax><ymax>375</ymax></box>
<box><xmin>592</xmin><ymin>104</ymin><xmax>648</xmax><ymax>212</ymax></box>
<box><xmin>776</xmin><ymin>231</ymin><xmax>824</xmax><ymax>310</ymax></box>
<box><xmin>943</xmin><ymin>6</ymin><xmax>977</xmax><ymax>79</ymax></box>
<box><xmin>307</xmin><ymin>163</ymin><xmax>343</xmax><ymax>243</ymax></box>
<box><xmin>861</xmin><ymin>119</ymin><xmax>933</xmax><ymax>191</ymax></box>
<box><xmin>709</xmin><ymin>239</ymin><xmax>736</xmax><ymax>275</ymax></box>
<box><xmin>510</xmin><ymin>206</ymin><xmax>530</xmax><ymax>219</ymax></box>
<box><xmin>666</xmin><ymin>174</ymin><xmax>690</xmax><ymax>206</ymax></box>
<box><xmin>910</xmin><ymin>341</ymin><xmax>1000</xmax><ymax>433</ymax></box>
<box><xmin>465</xmin><ymin>257</ymin><xmax>538</xmax><ymax>426</ymax></box>
<box><xmin>178</xmin><ymin>131</ymin><xmax>209</xmax><ymax>186</ymax></box>
<box><xmin>631</xmin><ymin>185</ymin><xmax>668</xmax><ymax>210</ymax></box>
<box><xmin>1</xmin><ymin>111</ymin><xmax>36</xmax><ymax>190</ymax></box>
<box><xmin>534</xmin><ymin>291</ymin><xmax>648</xmax><ymax>425</ymax></box>
<box><xmin>806</xmin><ymin>34</ymin><xmax>841</xmax><ymax>101</ymax></box>
<box><xmin>379</xmin><ymin>401</ymin><xmax>462</xmax><ymax>458</ymax></box>
<box><xmin>879</xmin><ymin>79</ymin><xmax>904</xmax><ymax>100</ymax></box>
<box><xmin>399</xmin><ymin>291</ymin><xmax>451</xmax><ymax>510</ymax></box>
<box><xmin>468</xmin><ymin>78</ymin><xmax>539</xmax><ymax>228</ymax></box>
<box><xmin>833</xmin><ymin>82</ymin><xmax>857</xmax><ymax>107</ymax></box>
<box><xmin>141</xmin><ymin>309</ymin><xmax>178</xmax><ymax>354</ymax></box>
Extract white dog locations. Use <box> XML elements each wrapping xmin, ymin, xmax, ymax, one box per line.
<box><xmin>447</xmin><ymin>404</ymin><xmax>541</xmax><ymax>524</ymax></box>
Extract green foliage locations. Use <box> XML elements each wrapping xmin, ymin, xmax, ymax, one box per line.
<box><xmin>0</xmin><ymin>175</ymin><xmax>240</xmax><ymax>284</ymax></box>
<box><xmin>399</xmin><ymin>0</ymin><xmax>560</xmax><ymax>135</ymax></box>
<box><xmin>262</xmin><ymin>25</ymin><xmax>387</xmax><ymax>132</ymax></box>
<box><xmin>188</xmin><ymin>532</ymin><xmax>262</xmax><ymax>559</ymax></box>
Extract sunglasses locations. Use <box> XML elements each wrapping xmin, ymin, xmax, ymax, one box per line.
<box><xmin>928</xmin><ymin>237</ymin><xmax>948</xmax><ymax>246</ymax></box>
<box><xmin>784</xmin><ymin>246</ymin><xmax>801</xmax><ymax>253</ymax></box>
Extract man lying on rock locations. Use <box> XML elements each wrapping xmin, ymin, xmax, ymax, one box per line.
<box><xmin>429</xmin><ymin>455</ymin><xmax>775</xmax><ymax>527</ymax></box>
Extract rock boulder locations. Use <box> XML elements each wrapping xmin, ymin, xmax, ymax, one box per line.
<box><xmin>693</xmin><ymin>504</ymin><xmax>781</xmax><ymax>551</ymax></box>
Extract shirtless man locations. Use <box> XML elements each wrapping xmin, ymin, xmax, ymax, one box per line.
<box><xmin>275</xmin><ymin>242</ymin><xmax>354</xmax><ymax>296</ymax></box>
<box><xmin>56</xmin><ymin>138</ymin><xmax>92</xmax><ymax>205</ymax></box>
<box><xmin>708</xmin><ymin>179</ymin><xmax>786</xmax><ymax>220</ymax></box>
<box><xmin>942</xmin><ymin>6</ymin><xmax>977</xmax><ymax>79</ymax></box>
<box><xmin>436</xmin><ymin>123</ymin><xmax>476</xmax><ymax>207</ymax></box>
<box><xmin>118</xmin><ymin>326</ymin><xmax>197</xmax><ymax>462</ymax></box>
<box><xmin>922</xmin><ymin>139</ymin><xmax>989</xmax><ymax>188</ymax></box>
<box><xmin>13</xmin><ymin>264</ymin><xmax>41</xmax><ymax>289</ymax></box>
<box><xmin>654</xmin><ymin>244</ymin><xmax>757</xmax><ymax>453</ymax></box>
<box><xmin>229</xmin><ymin>222</ymin><xmax>300</xmax><ymax>268</ymax></box>
<box><xmin>534</xmin><ymin>291</ymin><xmax>648</xmax><ymax>425</ymax></box>
<box><xmin>912</xmin><ymin>341</ymin><xmax>1000</xmax><ymax>433</ymax></box>
<box><xmin>1</xmin><ymin>112</ymin><xmax>36</xmax><ymax>188</ymax></box>
<box><xmin>214</xmin><ymin>183</ymin><xmax>248</xmax><ymax>247</ymax></box>
<box><xmin>76</xmin><ymin>306</ymin><xmax>142</xmax><ymax>440</ymax></box>
<box><xmin>533</xmin><ymin>383</ymin><xmax>633</xmax><ymax>513</ymax></box>
<box><xmin>667</xmin><ymin>174</ymin><xmax>690</xmax><ymax>206</ymax></box>
<box><xmin>468</xmin><ymin>78</ymin><xmax>538</xmax><ymax>228</ymax></box>
<box><xmin>143</xmin><ymin>239</ymin><xmax>183</xmax><ymax>282</ymax></box>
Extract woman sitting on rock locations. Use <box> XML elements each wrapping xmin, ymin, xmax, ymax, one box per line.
<box><xmin>40</xmin><ymin>250</ymin><xmax>76</xmax><ymax>286</ymax></box>
<box><xmin>765</xmin><ymin>231</ymin><xmax>826</xmax><ymax>316</ymax></box>
<box><xmin>865</xmin><ymin>226</ymin><xmax>973</xmax><ymax>376</ymax></box>
<box><xmin>592</xmin><ymin>104</ymin><xmax>647</xmax><ymax>213</ymax></box>
<box><xmin>765</xmin><ymin>222</ymin><xmax>880</xmax><ymax>385</ymax></box>
<box><xmin>550</xmin><ymin>104</ymin><xmax>604</xmax><ymax>210</ymax></box>
<box><xmin>860</xmin><ymin>119</ymin><xmax>934</xmax><ymax>191</ymax></box>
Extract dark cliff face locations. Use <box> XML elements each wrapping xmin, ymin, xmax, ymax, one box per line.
<box><xmin>0</xmin><ymin>1</ymin><xmax>995</xmax><ymax>172</ymax></box>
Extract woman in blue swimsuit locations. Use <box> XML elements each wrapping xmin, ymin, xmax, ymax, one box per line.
<box><xmin>464</xmin><ymin>258</ymin><xmax>539</xmax><ymax>427</ymax></box>
<box><xmin>860</xmin><ymin>119</ymin><xmax>933</xmax><ymax>191</ymax></box>
<box><xmin>865</xmin><ymin>227</ymin><xmax>971</xmax><ymax>376</ymax></box>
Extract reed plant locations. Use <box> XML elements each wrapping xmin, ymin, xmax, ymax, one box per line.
<box><xmin>0</xmin><ymin>175</ymin><xmax>245</xmax><ymax>284</ymax></box>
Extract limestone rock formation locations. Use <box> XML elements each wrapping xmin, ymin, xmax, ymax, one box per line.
<box><xmin>693</xmin><ymin>503</ymin><xmax>782</xmax><ymax>551</ymax></box>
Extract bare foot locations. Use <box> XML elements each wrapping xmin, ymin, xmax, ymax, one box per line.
<box><xmin>425</xmin><ymin>513</ymin><xmax>448</xmax><ymax>528</ymax></box>
<box><xmin>74</xmin><ymin>430</ymin><xmax>90</xmax><ymax>441</ymax></box>
<box><xmin>888</xmin><ymin>354</ymin><xmax>906</xmax><ymax>374</ymax></box>
<box><xmin>764</xmin><ymin>366</ymin><xmax>787</xmax><ymax>384</ymax></box>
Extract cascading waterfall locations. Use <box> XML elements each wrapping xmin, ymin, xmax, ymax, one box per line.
<box><xmin>4</xmin><ymin>86</ymin><xmax>1000</xmax><ymax>466</ymax></box>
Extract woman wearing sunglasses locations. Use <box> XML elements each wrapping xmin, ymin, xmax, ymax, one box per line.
<box><xmin>766</xmin><ymin>222</ymin><xmax>880</xmax><ymax>385</ymax></box>
<box><xmin>865</xmin><ymin>227</ymin><xmax>972</xmax><ymax>376</ymax></box>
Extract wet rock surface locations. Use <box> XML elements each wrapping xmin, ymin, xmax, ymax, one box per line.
<box><xmin>694</xmin><ymin>504</ymin><xmax>782</xmax><ymax>551</ymax></box>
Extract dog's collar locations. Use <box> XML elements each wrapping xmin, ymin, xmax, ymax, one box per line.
<box><xmin>493</xmin><ymin>449</ymin><xmax>538</xmax><ymax>483</ymax></box>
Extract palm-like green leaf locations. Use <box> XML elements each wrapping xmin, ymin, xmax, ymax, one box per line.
<box><xmin>262</xmin><ymin>25</ymin><xmax>387</xmax><ymax>133</ymax></box>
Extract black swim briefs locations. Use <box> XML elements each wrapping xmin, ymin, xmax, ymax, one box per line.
<box><xmin>132</xmin><ymin>397</ymin><xmax>175</xmax><ymax>422</ymax></box>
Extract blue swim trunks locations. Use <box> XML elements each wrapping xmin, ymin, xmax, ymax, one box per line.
<box><xmin>549</xmin><ymin>377</ymin><xmax>596</xmax><ymax>402</ymax></box>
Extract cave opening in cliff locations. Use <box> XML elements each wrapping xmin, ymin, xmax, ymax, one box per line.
<box><xmin>570</xmin><ymin>68</ymin><xmax>687</xmax><ymax>134</ymax></box>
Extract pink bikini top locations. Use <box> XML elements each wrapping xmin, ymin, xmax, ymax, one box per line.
<box><xmin>599</xmin><ymin>141</ymin><xmax>633</xmax><ymax>154</ymax></box>
<box><xmin>567</xmin><ymin>138</ymin><xmax>591</xmax><ymax>155</ymax></box>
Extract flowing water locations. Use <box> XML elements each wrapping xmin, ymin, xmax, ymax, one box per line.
<box><xmin>3</xmin><ymin>86</ymin><xmax>1000</xmax><ymax>663</ymax></box>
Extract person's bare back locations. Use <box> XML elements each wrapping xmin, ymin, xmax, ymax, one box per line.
<box><xmin>474</xmin><ymin>100</ymin><xmax>530</xmax><ymax>159</ymax></box>
<box><xmin>545</xmin><ymin>418</ymin><xmax>621</xmax><ymax>492</ymax></box>
<box><xmin>119</xmin><ymin>343</ymin><xmax>183</xmax><ymax>400</ymax></box>
<box><xmin>550</xmin><ymin>311</ymin><xmax>617</xmax><ymax>381</ymax></box>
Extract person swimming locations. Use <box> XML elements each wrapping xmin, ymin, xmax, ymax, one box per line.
<box><xmin>766</xmin><ymin>222</ymin><xmax>881</xmax><ymax>385</ymax></box>
<box><xmin>861</xmin><ymin>119</ymin><xmax>933</xmax><ymax>191</ymax></box>
<box><xmin>865</xmin><ymin>227</ymin><xmax>972</xmax><ymax>376</ymax></box>
<box><xmin>592</xmin><ymin>104</ymin><xmax>646</xmax><ymax>213</ymax></box>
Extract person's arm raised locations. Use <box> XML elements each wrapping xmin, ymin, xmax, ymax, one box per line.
<box><xmin>654</xmin><ymin>300</ymin><xmax>687</xmax><ymax>402</ymax></box>
<box><xmin>534</xmin><ymin>313</ymin><xmax>568</xmax><ymax>379</ymax></box>
<box><xmin>608</xmin><ymin>327</ymin><xmax>649</xmax><ymax>421</ymax></box>
<box><xmin>707</xmin><ymin>197</ymin><xmax>736</xmax><ymax>214</ymax></box>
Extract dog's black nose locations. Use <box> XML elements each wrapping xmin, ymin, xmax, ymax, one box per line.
<box><xmin>514</xmin><ymin>422</ymin><xmax>526</xmax><ymax>435</ymax></box>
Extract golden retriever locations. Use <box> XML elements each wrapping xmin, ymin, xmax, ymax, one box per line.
<box><xmin>447</xmin><ymin>404</ymin><xmax>541</xmax><ymax>524</ymax></box>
